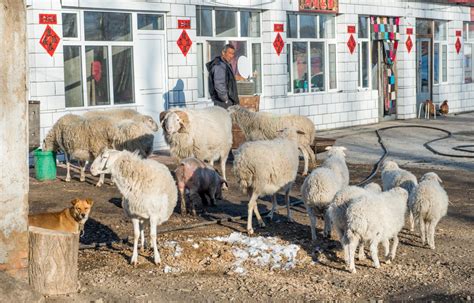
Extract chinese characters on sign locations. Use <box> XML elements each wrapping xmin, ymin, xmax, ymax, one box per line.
<box><xmin>39</xmin><ymin>14</ymin><xmax>57</xmax><ymax>24</ymax></box>
<box><xmin>39</xmin><ymin>25</ymin><xmax>60</xmax><ymax>56</ymax></box>
<box><xmin>299</xmin><ymin>0</ymin><xmax>338</xmax><ymax>13</ymax></box>
<box><xmin>406</xmin><ymin>28</ymin><xmax>413</xmax><ymax>53</ymax></box>
<box><xmin>178</xmin><ymin>19</ymin><xmax>191</xmax><ymax>29</ymax></box>
<box><xmin>177</xmin><ymin>30</ymin><xmax>192</xmax><ymax>56</ymax></box>
<box><xmin>273</xmin><ymin>33</ymin><xmax>284</xmax><ymax>56</ymax></box>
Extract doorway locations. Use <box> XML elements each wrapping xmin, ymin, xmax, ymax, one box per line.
<box><xmin>416</xmin><ymin>38</ymin><xmax>431</xmax><ymax>108</ymax></box>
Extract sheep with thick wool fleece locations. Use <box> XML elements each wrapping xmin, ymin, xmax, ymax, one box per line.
<box><xmin>232</xmin><ymin>128</ymin><xmax>301</xmax><ymax>235</ymax></box>
<box><xmin>160</xmin><ymin>106</ymin><xmax>232</xmax><ymax>183</ymax></box>
<box><xmin>228</xmin><ymin>105</ymin><xmax>316</xmax><ymax>176</ymax></box>
<box><xmin>326</xmin><ymin>183</ymin><xmax>382</xmax><ymax>262</ymax></box>
<box><xmin>90</xmin><ymin>149</ymin><xmax>177</xmax><ymax>265</ymax></box>
<box><xmin>408</xmin><ymin>172</ymin><xmax>448</xmax><ymax>249</ymax></box>
<box><xmin>301</xmin><ymin>146</ymin><xmax>349</xmax><ymax>241</ymax></box>
<box><xmin>114</xmin><ymin>119</ymin><xmax>155</xmax><ymax>158</ymax></box>
<box><xmin>43</xmin><ymin>114</ymin><xmax>117</xmax><ymax>186</ymax></box>
<box><xmin>381</xmin><ymin>160</ymin><xmax>418</xmax><ymax>231</ymax></box>
<box><xmin>83</xmin><ymin>108</ymin><xmax>159</xmax><ymax>132</ymax></box>
<box><xmin>343</xmin><ymin>187</ymin><xmax>408</xmax><ymax>273</ymax></box>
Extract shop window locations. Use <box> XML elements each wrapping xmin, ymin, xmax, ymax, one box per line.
<box><xmin>62</xmin><ymin>13</ymin><xmax>78</xmax><ymax>38</ymax></box>
<box><xmin>464</xmin><ymin>22</ymin><xmax>474</xmax><ymax>84</ymax></box>
<box><xmin>63</xmin><ymin>46</ymin><xmax>83</xmax><ymax>107</ymax></box>
<box><xmin>64</xmin><ymin>11</ymin><xmax>135</xmax><ymax>108</ymax></box>
<box><xmin>196</xmin><ymin>7</ymin><xmax>262</xmax><ymax>97</ymax></box>
<box><xmin>434</xmin><ymin>21</ymin><xmax>448</xmax><ymax>85</ymax></box>
<box><xmin>358</xmin><ymin>16</ymin><xmax>370</xmax><ymax>89</ymax></box>
<box><xmin>84</xmin><ymin>11</ymin><xmax>132</xmax><ymax>41</ymax></box>
<box><xmin>137</xmin><ymin>14</ymin><xmax>164</xmax><ymax>31</ymax></box>
<box><xmin>287</xmin><ymin>13</ymin><xmax>337</xmax><ymax>93</ymax></box>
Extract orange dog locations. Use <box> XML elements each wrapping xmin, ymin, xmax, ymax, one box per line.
<box><xmin>28</xmin><ymin>198</ymin><xmax>94</xmax><ymax>233</ymax></box>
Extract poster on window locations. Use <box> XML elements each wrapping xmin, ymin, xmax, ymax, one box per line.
<box><xmin>299</xmin><ymin>0</ymin><xmax>338</xmax><ymax>13</ymax></box>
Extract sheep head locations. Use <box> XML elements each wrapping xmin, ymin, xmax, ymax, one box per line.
<box><xmin>325</xmin><ymin>146</ymin><xmax>347</xmax><ymax>157</ymax></box>
<box><xmin>162</xmin><ymin>110</ymin><xmax>189</xmax><ymax>134</ymax></box>
<box><xmin>420</xmin><ymin>172</ymin><xmax>442</xmax><ymax>183</ymax></box>
<box><xmin>381</xmin><ymin>160</ymin><xmax>399</xmax><ymax>172</ymax></box>
<box><xmin>139</xmin><ymin>115</ymin><xmax>159</xmax><ymax>132</ymax></box>
<box><xmin>364</xmin><ymin>182</ymin><xmax>382</xmax><ymax>193</ymax></box>
<box><xmin>277</xmin><ymin>127</ymin><xmax>304</xmax><ymax>142</ymax></box>
<box><xmin>90</xmin><ymin>149</ymin><xmax>122</xmax><ymax>176</ymax></box>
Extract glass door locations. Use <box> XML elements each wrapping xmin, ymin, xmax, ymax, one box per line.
<box><xmin>416</xmin><ymin>38</ymin><xmax>431</xmax><ymax>108</ymax></box>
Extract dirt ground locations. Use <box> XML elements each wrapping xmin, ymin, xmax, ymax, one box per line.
<box><xmin>29</xmin><ymin>152</ymin><xmax>474</xmax><ymax>302</ymax></box>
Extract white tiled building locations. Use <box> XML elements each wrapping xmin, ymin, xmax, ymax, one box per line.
<box><xmin>27</xmin><ymin>0</ymin><xmax>474</xmax><ymax>149</ymax></box>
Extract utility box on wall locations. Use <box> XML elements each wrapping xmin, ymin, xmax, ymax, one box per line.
<box><xmin>29</xmin><ymin>100</ymin><xmax>40</xmax><ymax>152</ymax></box>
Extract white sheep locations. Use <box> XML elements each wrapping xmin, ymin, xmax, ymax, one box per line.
<box><xmin>90</xmin><ymin>149</ymin><xmax>177</xmax><ymax>265</ymax></box>
<box><xmin>84</xmin><ymin>108</ymin><xmax>159</xmax><ymax>132</ymax></box>
<box><xmin>114</xmin><ymin>119</ymin><xmax>155</xmax><ymax>158</ymax></box>
<box><xmin>301</xmin><ymin>146</ymin><xmax>349</xmax><ymax>241</ymax></box>
<box><xmin>160</xmin><ymin>106</ymin><xmax>232</xmax><ymax>184</ymax></box>
<box><xmin>43</xmin><ymin>114</ymin><xmax>117</xmax><ymax>186</ymax></box>
<box><xmin>327</xmin><ymin>183</ymin><xmax>382</xmax><ymax>262</ymax></box>
<box><xmin>232</xmin><ymin>128</ymin><xmax>301</xmax><ymax>235</ymax></box>
<box><xmin>228</xmin><ymin>105</ymin><xmax>316</xmax><ymax>176</ymax></box>
<box><xmin>381</xmin><ymin>160</ymin><xmax>418</xmax><ymax>231</ymax></box>
<box><xmin>343</xmin><ymin>187</ymin><xmax>408</xmax><ymax>273</ymax></box>
<box><xmin>408</xmin><ymin>172</ymin><xmax>448</xmax><ymax>249</ymax></box>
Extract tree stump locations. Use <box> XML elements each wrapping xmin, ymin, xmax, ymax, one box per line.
<box><xmin>28</xmin><ymin>226</ymin><xmax>79</xmax><ymax>295</ymax></box>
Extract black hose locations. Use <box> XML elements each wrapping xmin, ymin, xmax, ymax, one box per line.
<box><xmin>356</xmin><ymin>125</ymin><xmax>474</xmax><ymax>186</ymax></box>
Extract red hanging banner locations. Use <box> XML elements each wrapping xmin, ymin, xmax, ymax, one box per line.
<box><xmin>177</xmin><ymin>19</ymin><xmax>191</xmax><ymax>29</ymax></box>
<box><xmin>273</xmin><ymin>33</ymin><xmax>284</xmax><ymax>56</ymax></box>
<box><xmin>274</xmin><ymin>24</ymin><xmax>284</xmax><ymax>32</ymax></box>
<box><xmin>406</xmin><ymin>27</ymin><xmax>413</xmax><ymax>35</ymax></box>
<box><xmin>456</xmin><ymin>30</ymin><xmax>462</xmax><ymax>37</ymax></box>
<box><xmin>39</xmin><ymin>14</ymin><xmax>57</xmax><ymax>24</ymax></box>
<box><xmin>347</xmin><ymin>34</ymin><xmax>356</xmax><ymax>54</ymax></box>
<box><xmin>39</xmin><ymin>25</ymin><xmax>60</xmax><ymax>56</ymax></box>
<box><xmin>177</xmin><ymin>30</ymin><xmax>192</xmax><ymax>56</ymax></box>
<box><xmin>406</xmin><ymin>35</ymin><xmax>413</xmax><ymax>53</ymax></box>
<box><xmin>347</xmin><ymin>25</ymin><xmax>356</xmax><ymax>34</ymax></box>
<box><xmin>455</xmin><ymin>37</ymin><xmax>462</xmax><ymax>54</ymax></box>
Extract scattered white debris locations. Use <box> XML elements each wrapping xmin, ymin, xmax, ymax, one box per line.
<box><xmin>164</xmin><ymin>241</ymin><xmax>183</xmax><ymax>257</ymax></box>
<box><xmin>212</xmin><ymin>232</ymin><xmax>300</xmax><ymax>274</ymax></box>
<box><xmin>163</xmin><ymin>265</ymin><xmax>173</xmax><ymax>273</ymax></box>
<box><xmin>192</xmin><ymin>243</ymin><xmax>200</xmax><ymax>249</ymax></box>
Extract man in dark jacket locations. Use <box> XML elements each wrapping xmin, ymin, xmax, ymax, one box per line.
<box><xmin>206</xmin><ymin>44</ymin><xmax>239</xmax><ymax>108</ymax></box>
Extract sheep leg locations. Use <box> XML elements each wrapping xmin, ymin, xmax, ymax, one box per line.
<box><xmin>357</xmin><ymin>243</ymin><xmax>366</xmax><ymax>261</ymax></box>
<box><xmin>419</xmin><ymin>218</ymin><xmax>426</xmax><ymax>246</ymax></box>
<box><xmin>408</xmin><ymin>211</ymin><xmax>415</xmax><ymax>232</ymax></box>
<box><xmin>130</xmin><ymin>218</ymin><xmax>140</xmax><ymax>265</ymax></box>
<box><xmin>389</xmin><ymin>235</ymin><xmax>399</xmax><ymax>261</ymax></box>
<box><xmin>80</xmin><ymin>160</ymin><xmax>88</xmax><ymax>182</ymax></box>
<box><xmin>219</xmin><ymin>155</ymin><xmax>228</xmax><ymax>191</ymax></box>
<box><xmin>285</xmin><ymin>189</ymin><xmax>294</xmax><ymax>223</ymax></box>
<box><xmin>149</xmin><ymin>216</ymin><xmax>161</xmax><ymax>265</ymax></box>
<box><xmin>305</xmin><ymin>205</ymin><xmax>318</xmax><ymax>241</ymax></box>
<box><xmin>307</xmin><ymin>145</ymin><xmax>317</xmax><ymax>170</ymax></box>
<box><xmin>253</xmin><ymin>202</ymin><xmax>265</xmax><ymax>228</ymax></box>
<box><xmin>345</xmin><ymin>231</ymin><xmax>359</xmax><ymax>273</ymax></box>
<box><xmin>369</xmin><ymin>241</ymin><xmax>381</xmax><ymax>269</ymax></box>
<box><xmin>266</xmin><ymin>194</ymin><xmax>278</xmax><ymax>220</ymax></box>
<box><xmin>323</xmin><ymin>210</ymin><xmax>331</xmax><ymax>238</ymax></box>
<box><xmin>95</xmin><ymin>173</ymin><xmax>105</xmax><ymax>187</ymax></box>
<box><xmin>246</xmin><ymin>191</ymin><xmax>259</xmax><ymax>235</ymax></box>
<box><xmin>427</xmin><ymin>220</ymin><xmax>436</xmax><ymax>250</ymax></box>
<box><xmin>65</xmin><ymin>153</ymin><xmax>71</xmax><ymax>182</ymax></box>
<box><xmin>299</xmin><ymin>145</ymin><xmax>309</xmax><ymax>176</ymax></box>
<box><xmin>382</xmin><ymin>239</ymin><xmax>391</xmax><ymax>264</ymax></box>
<box><xmin>139</xmin><ymin>220</ymin><xmax>145</xmax><ymax>252</ymax></box>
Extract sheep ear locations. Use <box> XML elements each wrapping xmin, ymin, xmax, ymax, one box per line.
<box><xmin>296</xmin><ymin>130</ymin><xmax>306</xmax><ymax>135</ymax></box>
<box><xmin>159</xmin><ymin>111</ymin><xmax>168</xmax><ymax>123</ymax></box>
<box><xmin>436</xmin><ymin>175</ymin><xmax>443</xmax><ymax>183</ymax></box>
<box><xmin>176</xmin><ymin>111</ymin><xmax>190</xmax><ymax>130</ymax></box>
<box><xmin>325</xmin><ymin>146</ymin><xmax>332</xmax><ymax>151</ymax></box>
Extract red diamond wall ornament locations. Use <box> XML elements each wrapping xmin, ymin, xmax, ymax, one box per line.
<box><xmin>177</xmin><ymin>30</ymin><xmax>192</xmax><ymax>56</ymax></box>
<box><xmin>39</xmin><ymin>25</ymin><xmax>60</xmax><ymax>56</ymax></box>
<box><xmin>455</xmin><ymin>37</ymin><xmax>461</xmax><ymax>54</ymax></box>
<box><xmin>347</xmin><ymin>34</ymin><xmax>356</xmax><ymax>54</ymax></box>
<box><xmin>273</xmin><ymin>33</ymin><xmax>284</xmax><ymax>56</ymax></box>
<box><xmin>406</xmin><ymin>35</ymin><xmax>413</xmax><ymax>53</ymax></box>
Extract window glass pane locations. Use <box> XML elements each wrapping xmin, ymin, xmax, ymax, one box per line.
<box><xmin>62</xmin><ymin>13</ymin><xmax>77</xmax><ymax>38</ymax></box>
<box><xmin>416</xmin><ymin>19</ymin><xmax>432</xmax><ymax>35</ymax></box>
<box><xmin>208</xmin><ymin>41</ymin><xmax>226</xmax><ymax>61</ymax></box>
<box><xmin>252</xmin><ymin>43</ymin><xmax>262</xmax><ymax>94</ymax></box>
<box><xmin>241</xmin><ymin>11</ymin><xmax>260</xmax><ymax>37</ymax></box>
<box><xmin>310</xmin><ymin>42</ymin><xmax>325</xmax><ymax>92</ymax></box>
<box><xmin>300</xmin><ymin>15</ymin><xmax>316</xmax><ymax>38</ymax></box>
<box><xmin>197</xmin><ymin>43</ymin><xmax>205</xmax><ymax>98</ymax></box>
<box><xmin>86</xmin><ymin>46</ymin><xmax>109</xmax><ymax>106</ymax></box>
<box><xmin>287</xmin><ymin>13</ymin><xmax>297</xmax><ymax>38</ymax></box>
<box><xmin>229</xmin><ymin>41</ymin><xmax>247</xmax><ymax>79</ymax></box>
<box><xmin>361</xmin><ymin>41</ymin><xmax>369</xmax><ymax>88</ymax></box>
<box><xmin>434</xmin><ymin>21</ymin><xmax>446</xmax><ymax>41</ymax></box>
<box><xmin>293</xmin><ymin>42</ymin><xmax>308</xmax><ymax>93</ymax></box>
<box><xmin>464</xmin><ymin>22</ymin><xmax>468</xmax><ymax>41</ymax></box>
<box><xmin>137</xmin><ymin>14</ymin><xmax>164</xmax><ymax>30</ymax></box>
<box><xmin>216</xmin><ymin>10</ymin><xmax>237</xmax><ymax>37</ymax></box>
<box><xmin>320</xmin><ymin>14</ymin><xmax>335</xmax><ymax>39</ymax></box>
<box><xmin>469</xmin><ymin>22</ymin><xmax>474</xmax><ymax>41</ymax></box>
<box><xmin>197</xmin><ymin>7</ymin><xmax>212</xmax><ymax>36</ymax></box>
<box><xmin>371</xmin><ymin>41</ymin><xmax>378</xmax><ymax>89</ymax></box>
<box><xmin>287</xmin><ymin>44</ymin><xmax>291</xmax><ymax>92</ymax></box>
<box><xmin>434</xmin><ymin>43</ymin><xmax>439</xmax><ymax>84</ymax></box>
<box><xmin>63</xmin><ymin>46</ymin><xmax>83</xmax><ymax>107</ymax></box>
<box><xmin>442</xmin><ymin>44</ymin><xmax>447</xmax><ymax>82</ymax></box>
<box><xmin>358</xmin><ymin>44</ymin><xmax>361</xmax><ymax>87</ymax></box>
<box><xmin>84</xmin><ymin>12</ymin><xmax>131</xmax><ymax>41</ymax></box>
<box><xmin>358</xmin><ymin>16</ymin><xmax>368</xmax><ymax>38</ymax></box>
<box><xmin>329</xmin><ymin>44</ymin><xmax>336</xmax><ymax>90</ymax></box>
<box><xmin>465</xmin><ymin>44</ymin><xmax>472</xmax><ymax>83</ymax></box>
<box><xmin>112</xmin><ymin>46</ymin><xmax>134</xmax><ymax>104</ymax></box>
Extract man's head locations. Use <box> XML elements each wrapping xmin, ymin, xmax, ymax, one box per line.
<box><xmin>221</xmin><ymin>44</ymin><xmax>235</xmax><ymax>63</ymax></box>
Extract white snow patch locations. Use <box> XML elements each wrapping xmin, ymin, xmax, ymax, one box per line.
<box><xmin>212</xmin><ymin>232</ymin><xmax>300</xmax><ymax>274</ymax></box>
<box><xmin>163</xmin><ymin>265</ymin><xmax>179</xmax><ymax>273</ymax></box>
<box><xmin>192</xmin><ymin>243</ymin><xmax>200</xmax><ymax>249</ymax></box>
<box><xmin>164</xmin><ymin>241</ymin><xmax>183</xmax><ymax>257</ymax></box>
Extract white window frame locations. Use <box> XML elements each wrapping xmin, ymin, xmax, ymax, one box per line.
<box><xmin>434</xmin><ymin>20</ymin><xmax>448</xmax><ymax>85</ymax></box>
<box><xmin>463</xmin><ymin>21</ymin><xmax>474</xmax><ymax>84</ymax></box>
<box><xmin>196</xmin><ymin>7</ymin><xmax>263</xmax><ymax>100</ymax></box>
<box><xmin>62</xmin><ymin>10</ymin><xmax>165</xmax><ymax>108</ymax></box>
<box><xmin>357</xmin><ymin>16</ymin><xmax>371</xmax><ymax>90</ymax></box>
<box><xmin>286</xmin><ymin>13</ymin><xmax>338</xmax><ymax>95</ymax></box>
